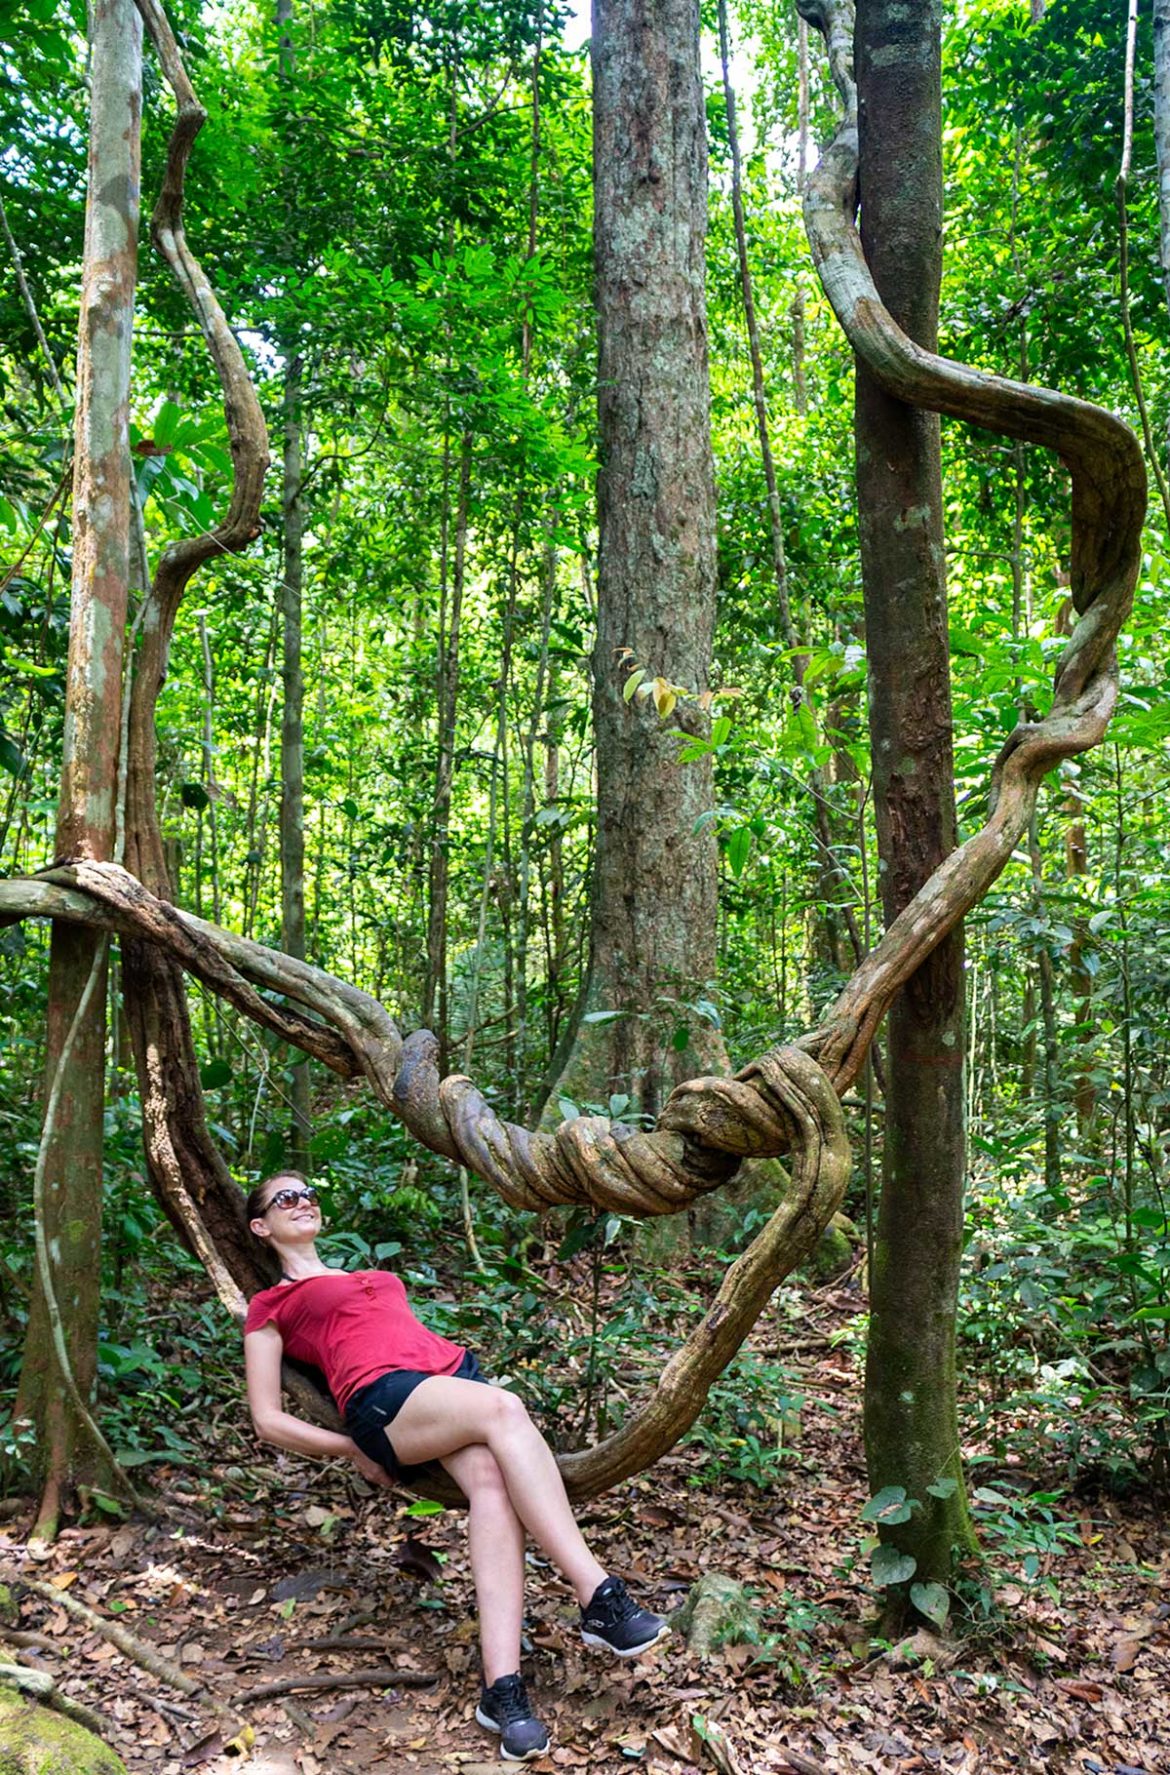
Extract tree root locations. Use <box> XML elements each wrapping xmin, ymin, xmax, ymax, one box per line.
<box><xmin>16</xmin><ymin>1577</ymin><xmax>238</xmax><ymax>1730</ymax></box>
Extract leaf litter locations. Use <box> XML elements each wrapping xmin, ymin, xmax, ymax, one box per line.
<box><xmin>0</xmin><ymin>1279</ymin><xmax>1166</xmax><ymax>1775</ymax></box>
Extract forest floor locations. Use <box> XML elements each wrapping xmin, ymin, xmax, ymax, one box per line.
<box><xmin>0</xmin><ymin>1275</ymin><xmax>1166</xmax><ymax>1775</ymax></box>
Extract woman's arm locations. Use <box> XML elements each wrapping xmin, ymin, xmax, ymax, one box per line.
<box><xmin>244</xmin><ymin>1325</ymin><xmax>392</xmax><ymax>1484</ymax></box>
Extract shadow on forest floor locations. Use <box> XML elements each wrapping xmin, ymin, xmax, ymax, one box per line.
<box><xmin>1</xmin><ymin>1282</ymin><xmax>1166</xmax><ymax>1774</ymax></box>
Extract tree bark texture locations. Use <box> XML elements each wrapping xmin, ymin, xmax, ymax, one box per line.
<box><xmin>852</xmin><ymin>0</ymin><xmax>977</xmax><ymax>1587</ymax></box>
<box><xmin>549</xmin><ymin>0</ymin><xmax>725</xmax><ymax>1120</ymax></box>
<box><xmin>15</xmin><ymin>0</ymin><xmax>142</xmax><ymax>1531</ymax></box>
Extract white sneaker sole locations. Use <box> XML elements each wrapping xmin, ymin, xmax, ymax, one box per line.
<box><xmin>475</xmin><ymin>1703</ymin><xmax>551</xmax><ymax>1762</ymax></box>
<box><xmin>581</xmin><ymin>1622</ymin><xmax>671</xmax><ymax>1657</ymax></box>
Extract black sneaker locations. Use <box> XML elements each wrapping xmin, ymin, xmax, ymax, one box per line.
<box><xmin>580</xmin><ymin>1575</ymin><xmax>670</xmax><ymax>1658</ymax></box>
<box><xmin>475</xmin><ymin>1673</ymin><xmax>551</xmax><ymax>1763</ymax></box>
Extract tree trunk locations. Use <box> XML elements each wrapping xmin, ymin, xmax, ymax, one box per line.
<box><xmin>1154</xmin><ymin>0</ymin><xmax>1170</xmax><ymax>325</ymax></box>
<box><xmin>791</xmin><ymin>15</ymin><xmax>810</xmax><ymax>417</ymax></box>
<box><xmin>1065</xmin><ymin>786</ymin><xmax>1095</xmax><ymax>1141</ymax></box>
<box><xmin>424</xmin><ymin>434</ymin><xmax>471</xmax><ymax>1069</ymax></box>
<box><xmin>854</xmin><ymin>0</ymin><xmax>977</xmax><ymax>1600</ymax></box>
<box><xmin>276</xmin><ymin>0</ymin><xmax>310</xmax><ymax>1166</ymax></box>
<box><xmin>15</xmin><ymin>0</ymin><xmax>142</xmax><ymax>1538</ymax></box>
<box><xmin>546</xmin><ymin>0</ymin><xmax>726</xmax><ymax>1120</ymax></box>
<box><xmin>280</xmin><ymin>351</ymin><xmax>311</xmax><ymax>1167</ymax></box>
<box><xmin>1028</xmin><ymin>813</ymin><xmax>1063</xmax><ymax>1198</ymax></box>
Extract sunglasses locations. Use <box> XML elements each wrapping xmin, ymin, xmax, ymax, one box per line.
<box><xmin>262</xmin><ymin>1185</ymin><xmax>320</xmax><ymax>1214</ymax></box>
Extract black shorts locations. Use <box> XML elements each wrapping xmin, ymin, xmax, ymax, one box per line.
<box><xmin>344</xmin><ymin>1349</ymin><xmax>489</xmax><ymax>1482</ymax></box>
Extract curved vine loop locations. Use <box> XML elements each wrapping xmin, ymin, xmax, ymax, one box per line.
<box><xmin>792</xmin><ymin>0</ymin><xmax>1146</xmax><ymax>1097</ymax></box>
<box><xmin>0</xmin><ymin>0</ymin><xmax>1145</xmax><ymax>1499</ymax></box>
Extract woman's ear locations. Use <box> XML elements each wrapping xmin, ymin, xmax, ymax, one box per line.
<box><xmin>250</xmin><ymin>1217</ymin><xmax>271</xmax><ymax>1242</ymax></box>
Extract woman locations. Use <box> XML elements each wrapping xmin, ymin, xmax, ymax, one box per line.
<box><xmin>243</xmin><ymin>1170</ymin><xmax>668</xmax><ymax>1763</ymax></box>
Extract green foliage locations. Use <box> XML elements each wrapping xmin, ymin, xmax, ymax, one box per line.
<box><xmin>684</xmin><ymin>1350</ymin><xmax>802</xmax><ymax>1491</ymax></box>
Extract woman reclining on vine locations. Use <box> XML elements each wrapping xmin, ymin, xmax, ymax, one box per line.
<box><xmin>242</xmin><ymin>1170</ymin><xmax>668</xmax><ymax>1763</ymax></box>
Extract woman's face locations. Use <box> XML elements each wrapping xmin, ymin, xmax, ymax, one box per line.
<box><xmin>250</xmin><ymin>1177</ymin><xmax>322</xmax><ymax>1244</ymax></box>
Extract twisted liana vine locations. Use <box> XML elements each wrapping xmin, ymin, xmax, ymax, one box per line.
<box><xmin>0</xmin><ymin>0</ymin><xmax>1145</xmax><ymax>1499</ymax></box>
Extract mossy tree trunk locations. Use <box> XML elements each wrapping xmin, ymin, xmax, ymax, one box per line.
<box><xmin>853</xmin><ymin>0</ymin><xmax>978</xmax><ymax>1602</ymax></box>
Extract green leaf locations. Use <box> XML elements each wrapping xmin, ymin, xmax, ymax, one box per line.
<box><xmin>556</xmin><ymin>1210</ymin><xmax>601</xmax><ymax>1261</ymax></box>
<box><xmin>199</xmin><ymin>1058</ymin><xmax>233</xmax><ymax>1090</ymax></box>
<box><xmin>910</xmin><ymin>1581</ymin><xmax>950</xmax><ymax>1628</ymax></box>
<box><xmin>0</xmin><ymin>732</ymin><xmax>27</xmax><ymax>777</ymax></box>
<box><xmin>623</xmin><ymin>667</ymin><xmax>646</xmax><ymax>702</ymax></box>
<box><xmin>671</xmin><ymin>1024</ymin><xmax>690</xmax><ymax>1052</ymax></box>
<box><xmin>152</xmin><ymin>399</ymin><xmax>183</xmax><ymax>449</ymax></box>
<box><xmin>871</xmin><ymin>1545</ymin><xmax>917</xmax><ymax>1587</ymax></box>
<box><xmin>926</xmin><ymin>1476</ymin><xmax>959</xmax><ymax>1500</ymax></box>
<box><xmin>405</xmin><ymin>1498</ymin><xmax>444</xmax><ymax>1516</ymax></box>
<box><xmin>861</xmin><ymin>1485</ymin><xmax>911</xmax><ymax>1524</ymax></box>
<box><xmin>726</xmin><ymin>826</ymin><xmax>752</xmax><ymax>877</ymax></box>
<box><xmin>582</xmin><ymin>1009</ymin><xmax>624</xmax><ymax>1025</ymax></box>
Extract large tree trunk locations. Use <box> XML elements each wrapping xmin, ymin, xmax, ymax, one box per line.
<box><xmin>15</xmin><ymin>0</ymin><xmax>142</xmax><ymax>1539</ymax></box>
<box><xmin>547</xmin><ymin>0</ymin><xmax>725</xmax><ymax>1121</ymax></box>
<box><xmin>853</xmin><ymin>0</ymin><xmax>977</xmax><ymax>1599</ymax></box>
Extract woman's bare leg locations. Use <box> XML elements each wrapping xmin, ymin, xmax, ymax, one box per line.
<box><xmin>441</xmin><ymin>1443</ymin><xmax>525</xmax><ymax>1684</ymax></box>
<box><xmin>390</xmin><ymin>1379</ymin><xmax>607</xmax><ymax>1604</ymax></box>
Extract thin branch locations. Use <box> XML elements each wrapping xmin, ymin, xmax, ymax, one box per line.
<box><xmin>0</xmin><ymin>188</ymin><xmax>68</xmax><ymax>410</ymax></box>
<box><xmin>0</xmin><ymin>468</ymin><xmax>73</xmax><ymax>601</ymax></box>
<box><xmin>235</xmin><ymin>1667</ymin><xmax>438</xmax><ymax>1704</ymax></box>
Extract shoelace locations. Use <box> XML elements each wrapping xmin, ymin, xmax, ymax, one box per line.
<box><xmin>593</xmin><ymin>1579</ymin><xmax>639</xmax><ymax>1622</ymax></box>
<box><xmin>490</xmin><ymin>1676</ymin><xmax>534</xmax><ymax>1725</ymax></box>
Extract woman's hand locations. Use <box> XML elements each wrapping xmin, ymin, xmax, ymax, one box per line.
<box><xmin>350</xmin><ymin>1443</ymin><xmax>395</xmax><ymax>1488</ymax></box>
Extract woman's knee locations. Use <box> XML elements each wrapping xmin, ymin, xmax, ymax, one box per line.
<box><xmin>486</xmin><ymin>1386</ymin><xmax>532</xmax><ymax>1436</ymax></box>
<box><xmin>457</xmin><ymin>1443</ymin><xmax>508</xmax><ymax>1498</ymax></box>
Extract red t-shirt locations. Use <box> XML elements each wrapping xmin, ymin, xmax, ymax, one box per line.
<box><xmin>243</xmin><ymin>1270</ymin><xmax>465</xmax><ymax>1415</ymax></box>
